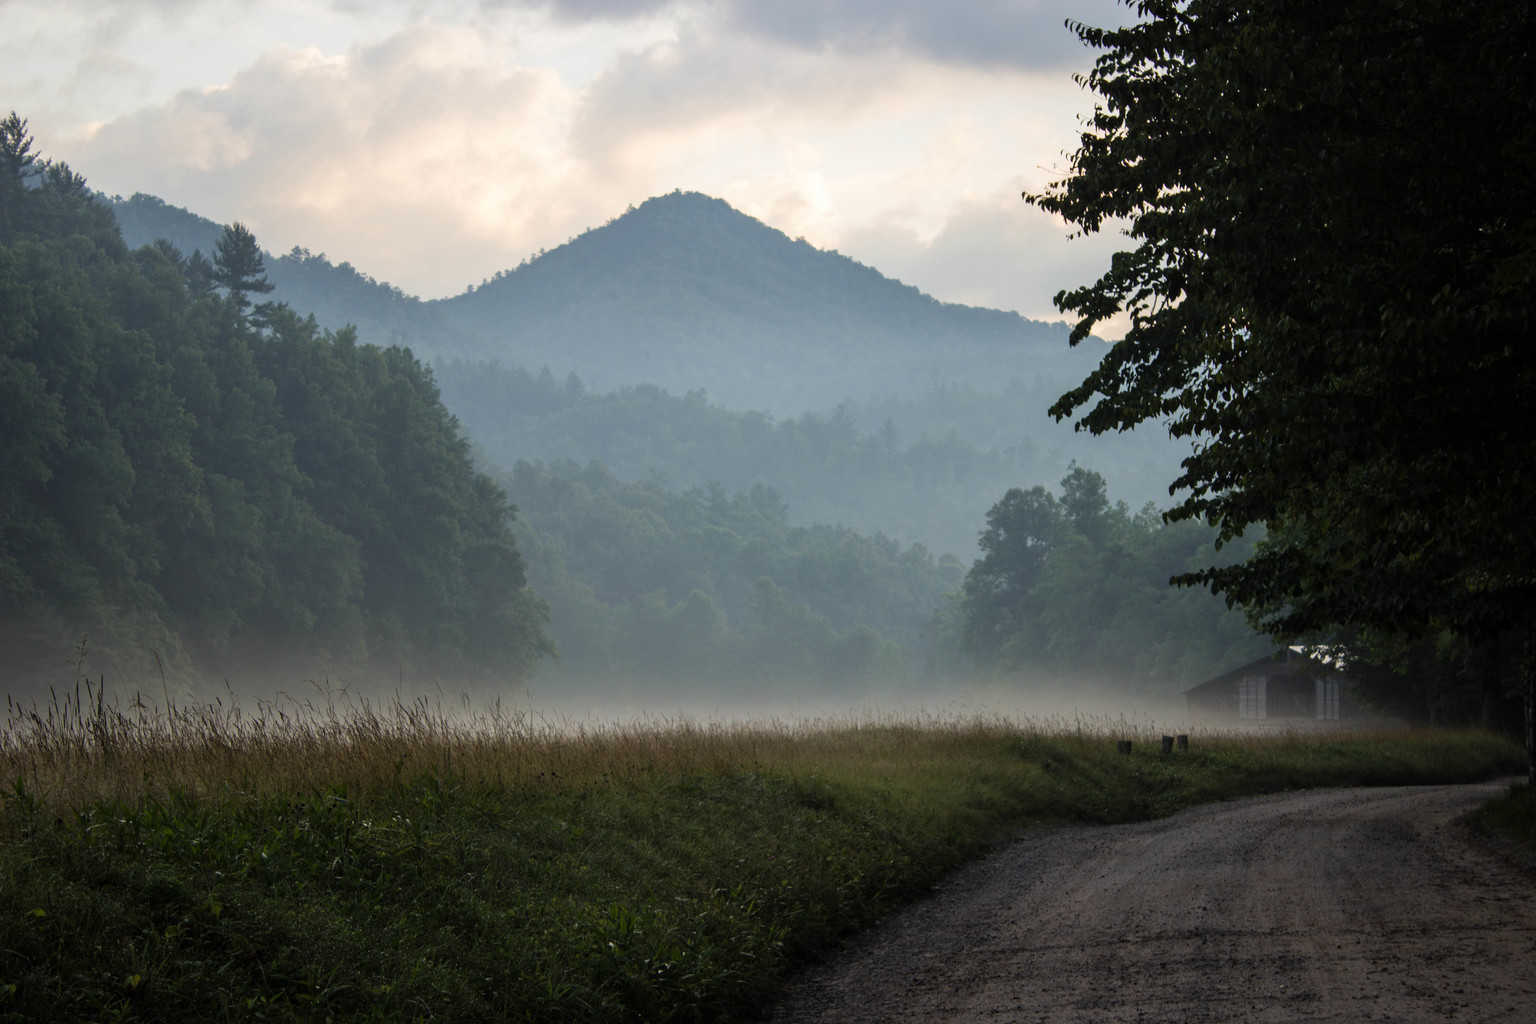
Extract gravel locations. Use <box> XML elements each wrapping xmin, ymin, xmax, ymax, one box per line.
<box><xmin>770</xmin><ymin>781</ymin><xmax>1536</xmax><ymax>1023</ymax></box>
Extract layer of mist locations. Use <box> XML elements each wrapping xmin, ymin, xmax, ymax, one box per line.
<box><xmin>3</xmin><ymin>165</ymin><xmax>1259</xmax><ymax>719</ymax></box>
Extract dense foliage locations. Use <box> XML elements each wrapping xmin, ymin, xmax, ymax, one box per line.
<box><xmin>110</xmin><ymin>192</ymin><xmax>464</xmax><ymax>355</ymax></box>
<box><xmin>1027</xmin><ymin>1</ymin><xmax>1536</xmax><ymax>645</ymax></box>
<box><xmin>0</xmin><ymin>115</ymin><xmax>549</xmax><ymax>688</ymax></box>
<box><xmin>437</xmin><ymin>359</ymin><xmax>1088</xmax><ymax>557</ymax></box>
<box><xmin>1024</xmin><ymin>2</ymin><xmax>1536</xmax><ymax>755</ymax></box>
<box><xmin>958</xmin><ymin>466</ymin><xmax>1266</xmax><ymax>688</ymax></box>
<box><xmin>501</xmin><ymin>459</ymin><xmax>965</xmax><ymax>690</ymax></box>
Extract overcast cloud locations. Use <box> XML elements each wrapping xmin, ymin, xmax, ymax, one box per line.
<box><xmin>720</xmin><ymin>0</ymin><xmax>1126</xmax><ymax>69</ymax></box>
<box><xmin>3</xmin><ymin>0</ymin><xmax>1135</xmax><ymax>323</ymax></box>
<box><xmin>504</xmin><ymin>0</ymin><xmax>1126</xmax><ymax>67</ymax></box>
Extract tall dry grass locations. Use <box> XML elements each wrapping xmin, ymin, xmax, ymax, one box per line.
<box><xmin>0</xmin><ymin>678</ymin><xmax>1523</xmax><ymax>1023</ymax></box>
<box><xmin>2</xmin><ymin>677</ymin><xmax>1488</xmax><ymax>814</ymax></box>
<box><xmin>1</xmin><ymin>681</ymin><xmax>1030</xmax><ymax>809</ymax></box>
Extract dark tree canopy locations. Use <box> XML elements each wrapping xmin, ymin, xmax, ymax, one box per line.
<box><xmin>1026</xmin><ymin>0</ymin><xmax>1536</xmax><ymax>648</ymax></box>
<box><xmin>0</xmin><ymin>112</ymin><xmax>38</xmax><ymax>182</ymax></box>
<box><xmin>958</xmin><ymin>468</ymin><xmax>1264</xmax><ymax>682</ymax></box>
<box><xmin>961</xmin><ymin>484</ymin><xmax>1062</xmax><ymax>664</ymax></box>
<box><xmin>501</xmin><ymin>459</ymin><xmax>965</xmax><ymax>689</ymax></box>
<box><xmin>184</xmin><ymin>249</ymin><xmax>216</xmax><ymax>296</ymax></box>
<box><xmin>0</xmin><ymin>121</ymin><xmax>550</xmax><ymax>687</ymax></box>
<box><xmin>212</xmin><ymin>221</ymin><xmax>274</xmax><ymax>312</ymax></box>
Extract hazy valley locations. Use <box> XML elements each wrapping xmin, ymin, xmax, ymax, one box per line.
<box><xmin>5</xmin><ymin>143</ymin><xmax>1263</xmax><ymax>714</ymax></box>
<box><xmin>5</xmin><ymin>1</ymin><xmax>1533</xmax><ymax>1018</ymax></box>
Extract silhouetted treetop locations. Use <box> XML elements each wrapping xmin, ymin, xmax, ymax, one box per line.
<box><xmin>212</xmin><ymin>221</ymin><xmax>274</xmax><ymax>312</ymax></box>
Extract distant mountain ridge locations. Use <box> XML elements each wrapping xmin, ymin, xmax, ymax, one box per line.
<box><xmin>102</xmin><ymin>188</ymin><xmax>1186</xmax><ymax>550</ymax></box>
<box><xmin>450</xmin><ymin>191</ymin><xmax>1058</xmax><ymax>337</ymax></box>
<box><xmin>106</xmin><ymin>193</ymin><xmax>464</xmax><ymax>353</ymax></box>
<box><xmin>434</xmin><ymin>190</ymin><xmax>1094</xmax><ymax>411</ymax></box>
<box><xmin>105</xmin><ymin>189</ymin><xmax>1099</xmax><ymax>414</ymax></box>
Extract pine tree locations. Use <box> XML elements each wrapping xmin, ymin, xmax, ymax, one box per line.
<box><xmin>0</xmin><ymin>111</ymin><xmax>38</xmax><ymax>180</ymax></box>
<box><xmin>0</xmin><ymin>111</ymin><xmax>39</xmax><ymax>239</ymax></box>
<box><xmin>212</xmin><ymin>222</ymin><xmax>274</xmax><ymax>313</ymax></box>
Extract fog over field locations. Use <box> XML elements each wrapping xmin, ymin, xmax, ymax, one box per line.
<box><xmin>1</xmin><ymin>0</ymin><xmax>1276</xmax><ymax>718</ymax></box>
<box><xmin>2</xmin><ymin>133</ymin><xmax>1270</xmax><ymax>715</ymax></box>
<box><xmin>511</xmin><ymin>678</ymin><xmax>1197</xmax><ymax>739</ymax></box>
<box><xmin>4</xmin><ymin>5</ymin><xmax>1533</xmax><ymax>1022</ymax></box>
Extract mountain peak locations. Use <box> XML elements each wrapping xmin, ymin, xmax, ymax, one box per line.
<box><xmin>633</xmin><ymin>189</ymin><xmax>733</xmax><ymax>211</ymax></box>
<box><xmin>106</xmin><ymin>186</ymin><xmax>1091</xmax><ymax>415</ymax></box>
<box><xmin>437</xmin><ymin>190</ymin><xmax>1086</xmax><ymax>412</ymax></box>
<box><xmin>545</xmin><ymin>189</ymin><xmax>819</xmax><ymax>275</ymax></box>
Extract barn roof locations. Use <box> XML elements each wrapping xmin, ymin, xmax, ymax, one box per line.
<box><xmin>1183</xmin><ymin>647</ymin><xmax>1346</xmax><ymax>697</ymax></box>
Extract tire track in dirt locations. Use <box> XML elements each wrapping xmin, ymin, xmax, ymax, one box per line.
<box><xmin>770</xmin><ymin>782</ymin><xmax>1536</xmax><ymax>1023</ymax></box>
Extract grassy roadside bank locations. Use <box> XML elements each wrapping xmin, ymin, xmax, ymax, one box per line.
<box><xmin>1468</xmin><ymin>780</ymin><xmax>1536</xmax><ymax>871</ymax></box>
<box><xmin>0</xmin><ymin>692</ymin><xmax>1523</xmax><ymax>1022</ymax></box>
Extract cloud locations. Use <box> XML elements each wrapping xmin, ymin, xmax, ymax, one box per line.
<box><xmin>70</xmin><ymin>25</ymin><xmax>619</xmax><ymax>297</ymax></box>
<box><xmin>569</xmin><ymin>25</ymin><xmax>910</xmax><ymax>170</ymax></box>
<box><xmin>482</xmin><ymin>0</ymin><xmax>674</xmax><ymax>20</ymax></box>
<box><xmin>486</xmin><ymin>0</ymin><xmax>1128</xmax><ymax>68</ymax></box>
<box><xmin>719</xmin><ymin>0</ymin><xmax>1128</xmax><ymax>70</ymax></box>
<box><xmin>40</xmin><ymin>0</ymin><xmax>1123</xmax><ymax>319</ymax></box>
<box><xmin>839</xmin><ymin>186</ymin><xmax>1131</xmax><ymax>331</ymax></box>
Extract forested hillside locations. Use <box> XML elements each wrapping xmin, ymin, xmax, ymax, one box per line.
<box><xmin>436</xmin><ymin>191</ymin><xmax>1101</xmax><ymax>412</ymax></box>
<box><xmin>956</xmin><ymin>467</ymin><xmax>1267</xmax><ymax>690</ymax></box>
<box><xmin>434</xmin><ymin>360</ymin><xmax>1049</xmax><ymax>555</ymax></box>
<box><xmin>107</xmin><ymin>190</ymin><xmax>1098</xmax><ymax>417</ymax></box>
<box><xmin>107</xmin><ymin>193</ymin><xmax>467</xmax><ymax>356</ymax></box>
<box><xmin>108</xmin><ymin>190</ymin><xmax>1187</xmax><ymax>550</ymax></box>
<box><xmin>502</xmin><ymin>460</ymin><xmax>964</xmax><ymax>692</ymax></box>
<box><xmin>1</xmin><ymin>120</ymin><xmax>549</xmax><ymax>692</ymax></box>
<box><xmin>432</xmin><ymin>360</ymin><xmax>1192</xmax><ymax>556</ymax></box>
<box><xmin>501</xmin><ymin>458</ymin><xmax>1265</xmax><ymax>697</ymax></box>
<box><xmin>26</xmin><ymin>125</ymin><xmax>1266</xmax><ymax>703</ymax></box>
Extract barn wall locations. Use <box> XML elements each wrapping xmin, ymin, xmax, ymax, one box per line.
<box><xmin>1184</xmin><ymin>654</ymin><xmax>1355</xmax><ymax>723</ymax></box>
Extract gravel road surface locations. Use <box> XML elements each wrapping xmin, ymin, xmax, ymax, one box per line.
<box><xmin>770</xmin><ymin>782</ymin><xmax>1536</xmax><ymax>1023</ymax></box>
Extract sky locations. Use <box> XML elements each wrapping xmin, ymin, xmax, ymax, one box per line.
<box><xmin>3</xmin><ymin>0</ymin><xmax>1135</xmax><ymax>323</ymax></box>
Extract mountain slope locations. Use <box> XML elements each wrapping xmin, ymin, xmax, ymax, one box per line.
<box><xmin>7</xmin><ymin>184</ymin><xmax>548</xmax><ymax>691</ymax></box>
<box><xmin>434</xmin><ymin>190</ymin><xmax>1099</xmax><ymax>412</ymax></box>
<box><xmin>108</xmin><ymin>189</ymin><xmax>1104</xmax><ymax>416</ymax></box>
<box><xmin>105</xmin><ymin>193</ymin><xmax>469</xmax><ymax>354</ymax></box>
<box><xmin>104</xmin><ymin>188</ymin><xmax>1184</xmax><ymax>536</ymax></box>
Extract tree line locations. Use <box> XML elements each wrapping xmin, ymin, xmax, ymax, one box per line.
<box><xmin>0</xmin><ymin>114</ymin><xmax>549</xmax><ymax>690</ymax></box>
<box><xmin>3</xmin><ymin>108</ymin><xmax>1279</xmax><ymax>704</ymax></box>
<box><xmin>1026</xmin><ymin>1</ymin><xmax>1534</xmax><ymax>743</ymax></box>
<box><xmin>500</xmin><ymin>458</ymin><xmax>966</xmax><ymax>691</ymax></box>
<box><xmin>436</xmin><ymin>358</ymin><xmax>1095</xmax><ymax>558</ymax></box>
<box><xmin>953</xmin><ymin>466</ymin><xmax>1267</xmax><ymax>690</ymax></box>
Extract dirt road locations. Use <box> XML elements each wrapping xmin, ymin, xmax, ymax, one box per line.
<box><xmin>770</xmin><ymin>782</ymin><xmax>1536</xmax><ymax>1023</ymax></box>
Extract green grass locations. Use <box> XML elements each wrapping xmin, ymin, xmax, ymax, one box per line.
<box><xmin>0</xmin><ymin>688</ymin><xmax>1524</xmax><ymax>1022</ymax></box>
<box><xmin>1468</xmin><ymin>780</ymin><xmax>1536</xmax><ymax>870</ymax></box>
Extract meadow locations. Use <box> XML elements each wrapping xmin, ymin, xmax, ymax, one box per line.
<box><xmin>0</xmin><ymin>682</ymin><xmax>1524</xmax><ymax>1022</ymax></box>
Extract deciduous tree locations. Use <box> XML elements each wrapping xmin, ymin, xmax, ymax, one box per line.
<box><xmin>1026</xmin><ymin>0</ymin><xmax>1536</xmax><ymax>758</ymax></box>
